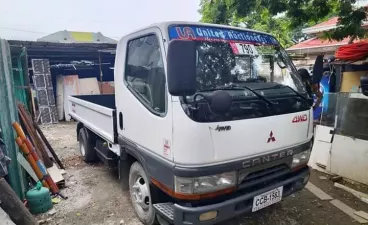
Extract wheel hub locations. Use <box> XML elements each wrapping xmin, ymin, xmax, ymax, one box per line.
<box><xmin>80</xmin><ymin>142</ymin><xmax>85</xmax><ymax>156</ymax></box>
<box><xmin>132</xmin><ymin>176</ymin><xmax>150</xmax><ymax>211</ymax></box>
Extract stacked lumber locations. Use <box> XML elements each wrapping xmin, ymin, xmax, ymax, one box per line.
<box><xmin>13</xmin><ymin>122</ymin><xmax>59</xmax><ymax>194</ymax></box>
<box><xmin>17</xmin><ymin>103</ymin><xmax>64</xmax><ymax>170</ymax></box>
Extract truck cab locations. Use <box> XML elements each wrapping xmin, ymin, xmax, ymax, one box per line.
<box><xmin>69</xmin><ymin>21</ymin><xmax>313</xmax><ymax>225</ymax></box>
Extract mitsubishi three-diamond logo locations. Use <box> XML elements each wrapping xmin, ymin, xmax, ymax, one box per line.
<box><xmin>267</xmin><ymin>131</ymin><xmax>276</xmax><ymax>143</ymax></box>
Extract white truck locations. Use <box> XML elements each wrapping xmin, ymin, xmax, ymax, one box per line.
<box><xmin>68</xmin><ymin>21</ymin><xmax>314</xmax><ymax>225</ymax></box>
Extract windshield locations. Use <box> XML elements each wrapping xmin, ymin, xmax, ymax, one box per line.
<box><xmin>169</xmin><ymin>25</ymin><xmax>306</xmax><ymax>94</ymax></box>
<box><xmin>195</xmin><ymin>42</ymin><xmax>304</xmax><ymax>91</ymax></box>
<box><xmin>168</xmin><ymin>25</ymin><xmax>310</xmax><ymax>123</ymax></box>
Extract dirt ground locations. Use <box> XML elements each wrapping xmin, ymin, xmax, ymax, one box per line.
<box><xmin>36</xmin><ymin>122</ymin><xmax>368</xmax><ymax>225</ymax></box>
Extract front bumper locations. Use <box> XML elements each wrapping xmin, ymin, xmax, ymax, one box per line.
<box><xmin>154</xmin><ymin>167</ymin><xmax>310</xmax><ymax>225</ymax></box>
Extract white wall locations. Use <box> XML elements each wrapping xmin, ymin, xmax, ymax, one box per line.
<box><xmin>310</xmin><ymin>125</ymin><xmax>368</xmax><ymax>185</ymax></box>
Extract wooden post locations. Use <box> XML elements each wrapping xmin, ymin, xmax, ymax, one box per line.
<box><xmin>33</xmin><ymin>122</ymin><xmax>65</xmax><ymax>169</ymax></box>
<box><xmin>18</xmin><ymin>104</ymin><xmax>53</xmax><ymax>168</ymax></box>
<box><xmin>98</xmin><ymin>51</ymin><xmax>103</xmax><ymax>93</ymax></box>
<box><xmin>0</xmin><ymin>178</ymin><xmax>37</xmax><ymax>225</ymax></box>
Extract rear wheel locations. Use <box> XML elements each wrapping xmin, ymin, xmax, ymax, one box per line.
<box><xmin>78</xmin><ymin>127</ymin><xmax>97</xmax><ymax>162</ymax></box>
<box><xmin>129</xmin><ymin>162</ymin><xmax>157</xmax><ymax>225</ymax></box>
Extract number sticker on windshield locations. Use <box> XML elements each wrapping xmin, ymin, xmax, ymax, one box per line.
<box><xmin>230</xmin><ymin>43</ymin><xmax>258</xmax><ymax>56</ymax></box>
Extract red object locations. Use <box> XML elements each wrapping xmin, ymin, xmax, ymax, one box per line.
<box><xmin>292</xmin><ymin>114</ymin><xmax>308</xmax><ymax>123</ymax></box>
<box><xmin>335</xmin><ymin>41</ymin><xmax>368</xmax><ymax>61</ymax></box>
<box><xmin>23</xmin><ymin>138</ymin><xmax>59</xmax><ymax>194</ymax></box>
<box><xmin>13</xmin><ymin>122</ymin><xmax>59</xmax><ymax>194</ymax></box>
<box><xmin>309</xmin><ymin>17</ymin><xmax>339</xmax><ymax>29</ymax></box>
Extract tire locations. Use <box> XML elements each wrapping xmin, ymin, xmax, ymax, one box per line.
<box><xmin>129</xmin><ymin>162</ymin><xmax>157</xmax><ymax>225</ymax></box>
<box><xmin>119</xmin><ymin>160</ymin><xmax>130</xmax><ymax>191</ymax></box>
<box><xmin>78</xmin><ymin>128</ymin><xmax>97</xmax><ymax>162</ymax></box>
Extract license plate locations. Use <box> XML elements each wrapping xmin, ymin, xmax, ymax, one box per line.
<box><xmin>252</xmin><ymin>186</ymin><xmax>283</xmax><ymax>212</ymax></box>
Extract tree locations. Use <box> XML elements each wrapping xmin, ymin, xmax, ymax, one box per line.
<box><xmin>199</xmin><ymin>0</ymin><xmax>367</xmax><ymax>46</ymax></box>
<box><xmin>233</xmin><ymin>7</ymin><xmax>294</xmax><ymax>47</ymax></box>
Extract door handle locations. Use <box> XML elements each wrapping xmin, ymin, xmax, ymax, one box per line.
<box><xmin>119</xmin><ymin>112</ymin><xmax>123</xmax><ymax>130</ymax></box>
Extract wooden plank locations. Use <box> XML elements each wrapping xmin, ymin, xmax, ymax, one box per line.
<box><xmin>341</xmin><ymin>71</ymin><xmax>368</xmax><ymax>92</ymax></box>
<box><xmin>0</xmin><ymin>178</ymin><xmax>37</xmax><ymax>225</ymax></box>
<box><xmin>17</xmin><ymin>152</ymin><xmax>38</xmax><ymax>182</ymax></box>
<box><xmin>334</xmin><ymin>182</ymin><xmax>368</xmax><ymax>204</ymax></box>
<box><xmin>355</xmin><ymin>211</ymin><xmax>368</xmax><ymax>221</ymax></box>
<box><xmin>56</xmin><ymin>75</ymin><xmax>64</xmax><ymax>120</ymax></box>
<box><xmin>330</xmin><ymin>199</ymin><xmax>368</xmax><ymax>224</ymax></box>
<box><xmin>63</xmin><ymin>75</ymin><xmax>79</xmax><ymax>121</ymax></box>
<box><xmin>18</xmin><ymin>104</ymin><xmax>53</xmax><ymax>168</ymax></box>
<box><xmin>78</xmin><ymin>77</ymin><xmax>101</xmax><ymax>95</ymax></box>
<box><xmin>47</xmin><ymin>164</ymin><xmax>64</xmax><ymax>184</ymax></box>
<box><xmin>305</xmin><ymin>182</ymin><xmax>333</xmax><ymax>200</ymax></box>
<box><xmin>34</xmin><ymin>121</ymin><xmax>64</xmax><ymax>169</ymax></box>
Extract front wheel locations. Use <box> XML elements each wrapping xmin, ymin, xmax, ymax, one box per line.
<box><xmin>129</xmin><ymin>162</ymin><xmax>157</xmax><ymax>225</ymax></box>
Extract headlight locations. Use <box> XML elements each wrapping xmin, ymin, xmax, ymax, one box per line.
<box><xmin>292</xmin><ymin>150</ymin><xmax>311</xmax><ymax>168</ymax></box>
<box><xmin>175</xmin><ymin>171</ymin><xmax>236</xmax><ymax>194</ymax></box>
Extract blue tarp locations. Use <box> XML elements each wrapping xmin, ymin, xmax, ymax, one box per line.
<box><xmin>313</xmin><ymin>75</ymin><xmax>330</xmax><ymax>120</ymax></box>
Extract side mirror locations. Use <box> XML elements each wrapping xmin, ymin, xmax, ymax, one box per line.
<box><xmin>167</xmin><ymin>40</ymin><xmax>197</xmax><ymax>96</ymax></box>
<box><xmin>307</xmin><ymin>98</ymin><xmax>314</xmax><ymax>107</ymax></box>
<box><xmin>361</xmin><ymin>76</ymin><xmax>368</xmax><ymax>96</ymax></box>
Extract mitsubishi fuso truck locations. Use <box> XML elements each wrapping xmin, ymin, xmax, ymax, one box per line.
<box><xmin>68</xmin><ymin>21</ymin><xmax>314</xmax><ymax>225</ymax></box>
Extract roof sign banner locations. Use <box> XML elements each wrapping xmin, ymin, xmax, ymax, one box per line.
<box><xmin>168</xmin><ymin>25</ymin><xmax>279</xmax><ymax>46</ymax></box>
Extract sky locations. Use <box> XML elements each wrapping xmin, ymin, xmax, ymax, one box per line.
<box><xmin>0</xmin><ymin>0</ymin><xmax>202</xmax><ymax>41</ymax></box>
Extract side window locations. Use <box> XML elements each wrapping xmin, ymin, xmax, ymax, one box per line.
<box><xmin>125</xmin><ymin>34</ymin><xmax>166</xmax><ymax>114</ymax></box>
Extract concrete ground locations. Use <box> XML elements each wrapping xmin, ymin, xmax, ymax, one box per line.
<box><xmin>35</xmin><ymin>122</ymin><xmax>368</xmax><ymax>225</ymax></box>
<box><xmin>0</xmin><ymin>208</ymin><xmax>15</xmax><ymax>225</ymax></box>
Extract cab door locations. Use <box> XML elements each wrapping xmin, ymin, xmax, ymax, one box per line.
<box><xmin>114</xmin><ymin>27</ymin><xmax>173</xmax><ymax>161</ymax></box>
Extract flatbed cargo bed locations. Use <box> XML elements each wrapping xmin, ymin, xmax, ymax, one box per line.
<box><xmin>68</xmin><ymin>95</ymin><xmax>117</xmax><ymax>143</ymax></box>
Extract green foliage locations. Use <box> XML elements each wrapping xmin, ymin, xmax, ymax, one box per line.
<box><xmin>199</xmin><ymin>0</ymin><xmax>231</xmax><ymax>24</ymax></box>
<box><xmin>243</xmin><ymin>8</ymin><xmax>293</xmax><ymax>47</ymax></box>
<box><xmin>324</xmin><ymin>0</ymin><xmax>368</xmax><ymax>42</ymax></box>
<box><xmin>199</xmin><ymin>0</ymin><xmax>367</xmax><ymax>46</ymax></box>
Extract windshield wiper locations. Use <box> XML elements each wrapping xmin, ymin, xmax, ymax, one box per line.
<box><xmin>255</xmin><ymin>84</ymin><xmax>310</xmax><ymax>102</ymax></box>
<box><xmin>200</xmin><ymin>84</ymin><xmax>277</xmax><ymax>106</ymax></box>
<box><xmin>231</xmin><ymin>83</ymin><xmax>277</xmax><ymax>105</ymax></box>
<box><xmin>199</xmin><ymin>86</ymin><xmax>245</xmax><ymax>92</ymax></box>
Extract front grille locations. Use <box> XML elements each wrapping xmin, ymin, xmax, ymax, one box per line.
<box><xmin>238</xmin><ymin>164</ymin><xmax>290</xmax><ymax>189</ymax></box>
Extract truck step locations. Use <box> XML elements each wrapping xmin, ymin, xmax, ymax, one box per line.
<box><xmin>94</xmin><ymin>139</ymin><xmax>118</xmax><ymax>168</ymax></box>
<box><xmin>153</xmin><ymin>202</ymin><xmax>174</xmax><ymax>222</ymax></box>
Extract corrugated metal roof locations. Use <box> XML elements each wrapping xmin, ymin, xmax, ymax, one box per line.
<box><xmin>309</xmin><ymin>17</ymin><xmax>339</xmax><ymax>29</ymax></box>
<box><xmin>287</xmin><ymin>37</ymin><xmax>350</xmax><ymax>51</ymax></box>
<box><xmin>303</xmin><ymin>4</ymin><xmax>368</xmax><ymax>34</ymax></box>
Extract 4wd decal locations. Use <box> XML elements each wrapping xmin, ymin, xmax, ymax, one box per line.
<box><xmin>292</xmin><ymin>114</ymin><xmax>308</xmax><ymax>123</ymax></box>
